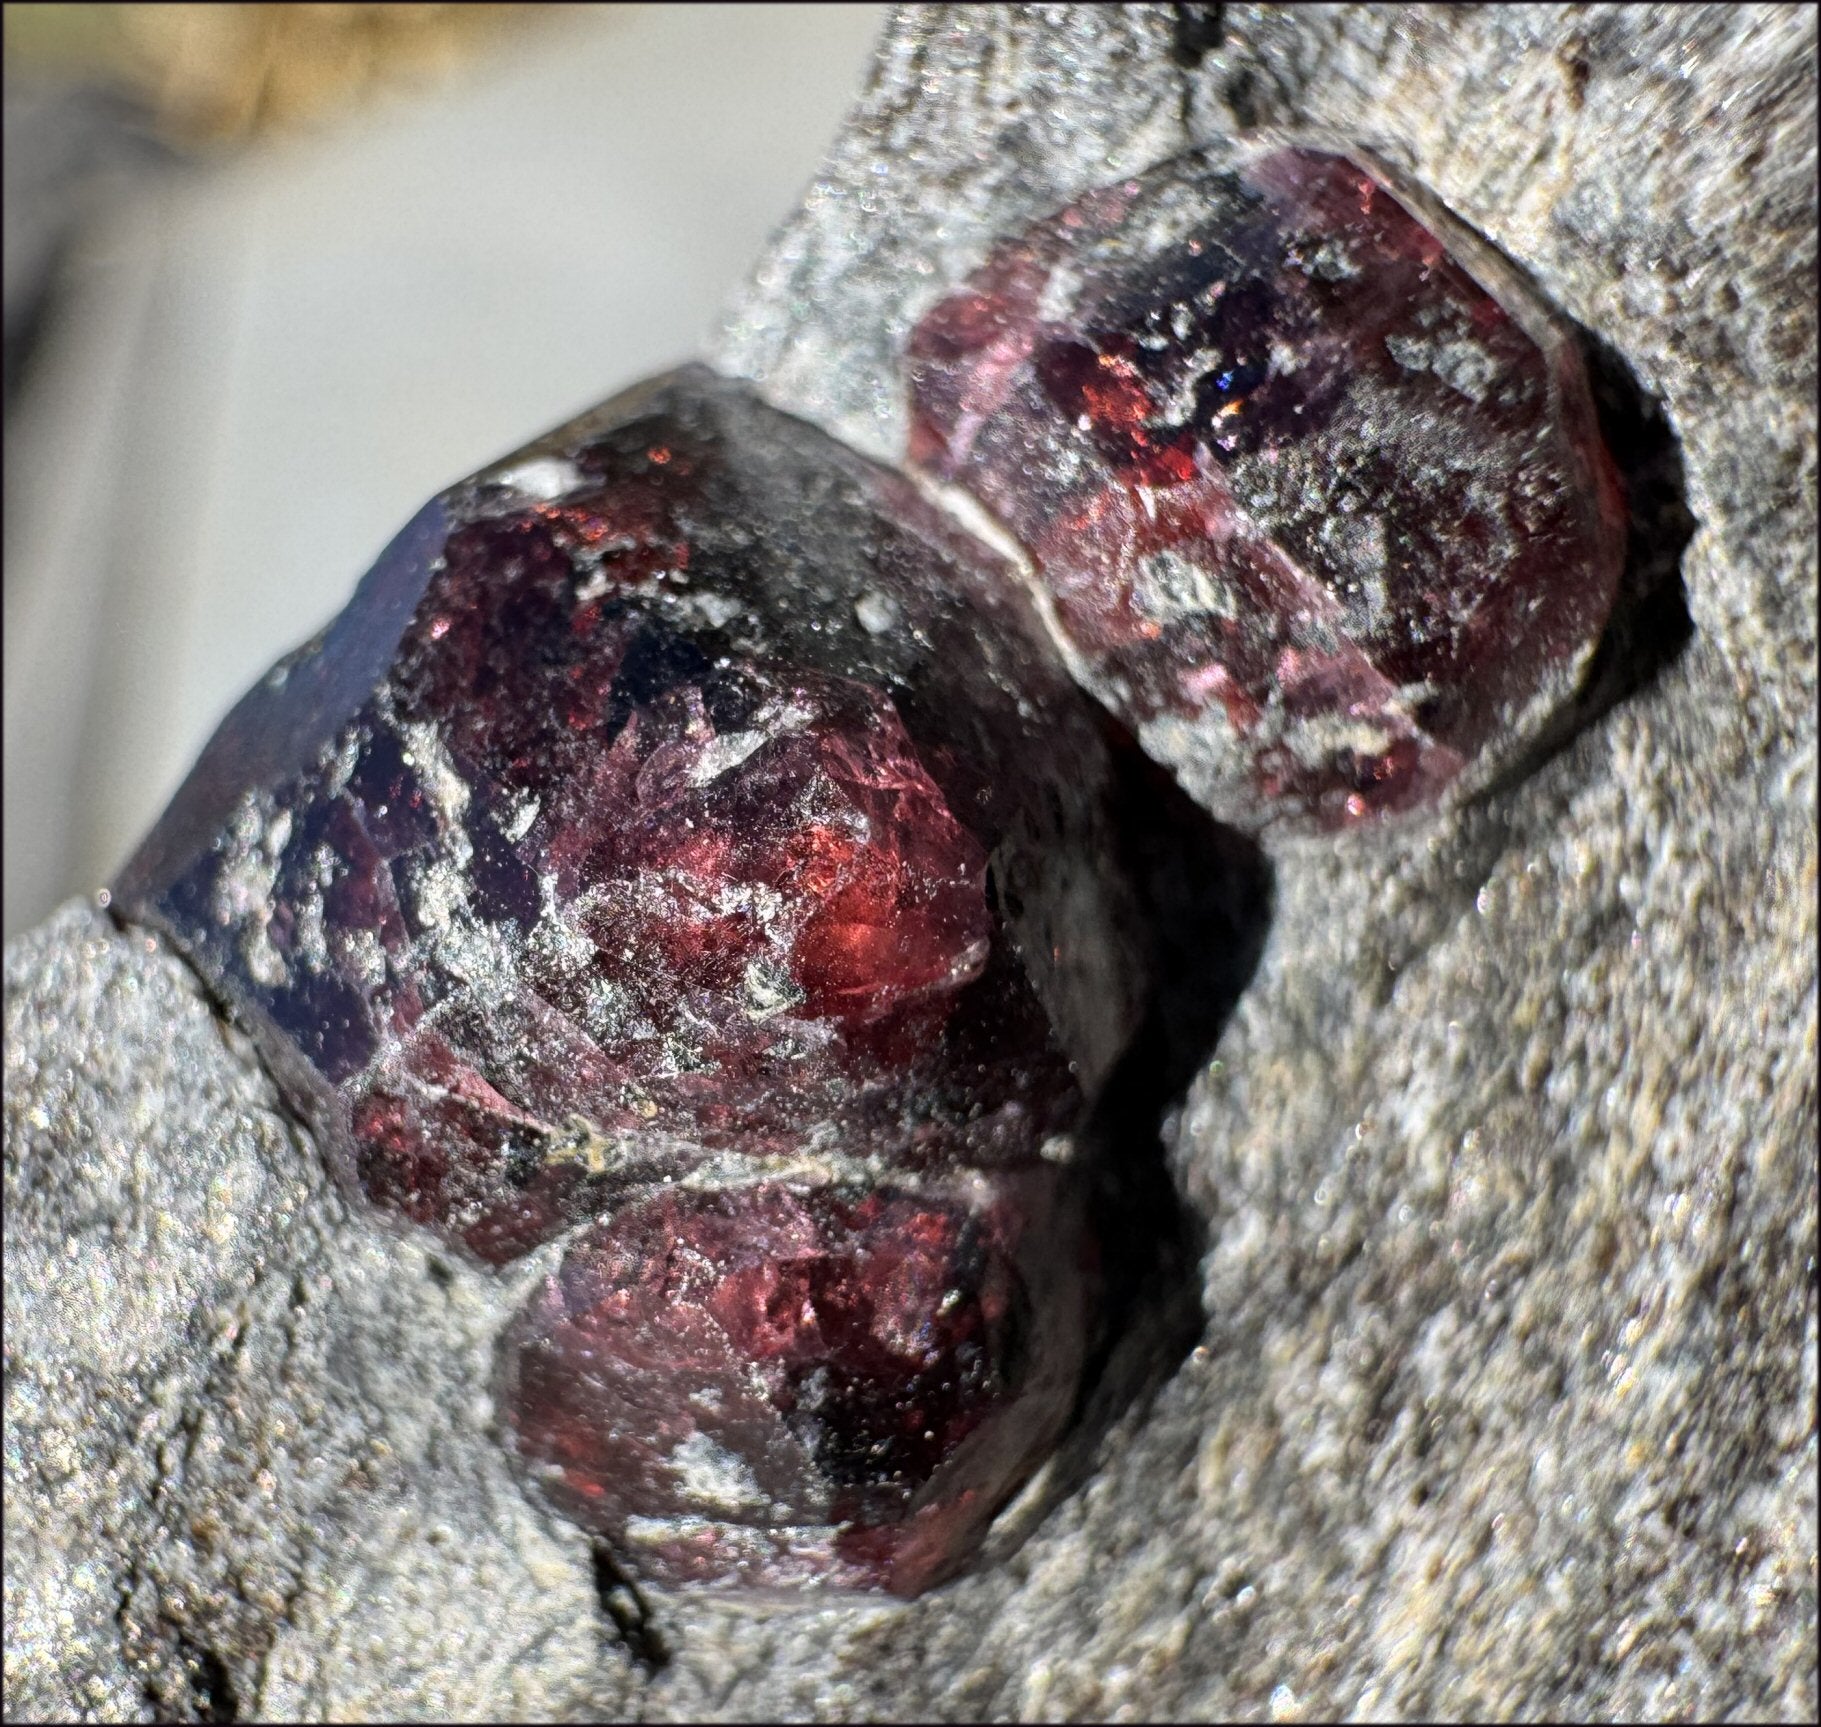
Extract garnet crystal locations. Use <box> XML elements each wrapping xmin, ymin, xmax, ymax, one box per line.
<box><xmin>111</xmin><ymin>366</ymin><xmax>1142</xmax><ymax>1592</ymax></box>
<box><xmin>907</xmin><ymin>141</ymin><xmax>1627</xmax><ymax>832</ymax></box>
<box><xmin>504</xmin><ymin>1175</ymin><xmax>1088</xmax><ymax>1597</ymax></box>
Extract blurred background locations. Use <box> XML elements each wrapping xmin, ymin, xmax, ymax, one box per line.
<box><xmin>3</xmin><ymin>2</ymin><xmax>887</xmax><ymax>938</ymax></box>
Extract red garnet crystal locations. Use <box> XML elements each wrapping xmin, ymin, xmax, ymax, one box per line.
<box><xmin>111</xmin><ymin>366</ymin><xmax>1143</xmax><ymax>1593</ymax></box>
<box><xmin>907</xmin><ymin>140</ymin><xmax>1627</xmax><ymax>832</ymax></box>
<box><xmin>503</xmin><ymin>1175</ymin><xmax>1088</xmax><ymax>1597</ymax></box>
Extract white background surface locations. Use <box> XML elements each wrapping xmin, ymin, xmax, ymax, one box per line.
<box><xmin>3</xmin><ymin>2</ymin><xmax>886</xmax><ymax>936</ymax></box>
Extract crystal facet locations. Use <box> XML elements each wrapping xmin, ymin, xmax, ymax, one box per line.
<box><xmin>504</xmin><ymin>1173</ymin><xmax>1088</xmax><ymax>1597</ymax></box>
<box><xmin>112</xmin><ymin>367</ymin><xmax>1143</xmax><ymax>1592</ymax></box>
<box><xmin>907</xmin><ymin>142</ymin><xmax>1627</xmax><ymax>831</ymax></box>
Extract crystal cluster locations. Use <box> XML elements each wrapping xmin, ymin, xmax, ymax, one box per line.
<box><xmin>907</xmin><ymin>142</ymin><xmax>1627</xmax><ymax>831</ymax></box>
<box><xmin>113</xmin><ymin>367</ymin><xmax>1141</xmax><ymax>1595</ymax></box>
<box><xmin>110</xmin><ymin>136</ymin><xmax>1629</xmax><ymax>1598</ymax></box>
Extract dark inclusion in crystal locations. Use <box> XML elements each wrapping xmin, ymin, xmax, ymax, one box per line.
<box><xmin>112</xmin><ymin>366</ymin><xmax>1145</xmax><ymax>1595</ymax></box>
<box><xmin>907</xmin><ymin>141</ymin><xmax>1628</xmax><ymax>832</ymax></box>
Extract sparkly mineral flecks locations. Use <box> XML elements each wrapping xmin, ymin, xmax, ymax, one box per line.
<box><xmin>907</xmin><ymin>141</ymin><xmax>1627</xmax><ymax>832</ymax></box>
<box><xmin>111</xmin><ymin>366</ymin><xmax>1142</xmax><ymax>1593</ymax></box>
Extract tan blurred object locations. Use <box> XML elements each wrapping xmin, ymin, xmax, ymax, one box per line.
<box><xmin>3</xmin><ymin>3</ymin><xmax>564</xmax><ymax>145</ymax></box>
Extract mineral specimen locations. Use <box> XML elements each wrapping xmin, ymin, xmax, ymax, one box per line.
<box><xmin>906</xmin><ymin>140</ymin><xmax>1628</xmax><ymax>832</ymax></box>
<box><xmin>110</xmin><ymin>365</ymin><xmax>1142</xmax><ymax>1591</ymax></box>
<box><xmin>503</xmin><ymin>1173</ymin><xmax>1088</xmax><ymax>1597</ymax></box>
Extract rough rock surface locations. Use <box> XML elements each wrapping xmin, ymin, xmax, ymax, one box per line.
<box><xmin>6</xmin><ymin>4</ymin><xmax>1816</xmax><ymax>1721</ymax></box>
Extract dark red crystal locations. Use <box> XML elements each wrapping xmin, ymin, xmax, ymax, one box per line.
<box><xmin>111</xmin><ymin>367</ymin><xmax>1142</xmax><ymax>1592</ymax></box>
<box><xmin>504</xmin><ymin>1174</ymin><xmax>1088</xmax><ymax>1597</ymax></box>
<box><xmin>907</xmin><ymin>141</ymin><xmax>1627</xmax><ymax>831</ymax></box>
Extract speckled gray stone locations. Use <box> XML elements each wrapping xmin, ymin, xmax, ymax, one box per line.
<box><xmin>6</xmin><ymin>5</ymin><xmax>1816</xmax><ymax>1721</ymax></box>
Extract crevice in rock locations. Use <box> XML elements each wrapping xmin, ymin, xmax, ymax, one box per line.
<box><xmin>171</xmin><ymin>1631</ymin><xmax>239</xmax><ymax>1725</ymax></box>
<box><xmin>590</xmin><ymin>1539</ymin><xmax>670</xmax><ymax>1675</ymax></box>
<box><xmin>1577</xmin><ymin>329</ymin><xmax>1698</xmax><ymax>699</ymax></box>
<box><xmin>985</xmin><ymin>726</ymin><xmax>1272</xmax><ymax>1558</ymax></box>
<box><xmin>116</xmin><ymin>1572</ymin><xmax>241</xmax><ymax>1726</ymax></box>
<box><xmin>1169</xmin><ymin>4</ymin><xmax>1227</xmax><ymax>70</ymax></box>
<box><xmin>1172</xmin><ymin>1</ymin><xmax>1288</xmax><ymax>145</ymax></box>
<box><xmin>1479</xmin><ymin>326</ymin><xmax>1696</xmax><ymax>808</ymax></box>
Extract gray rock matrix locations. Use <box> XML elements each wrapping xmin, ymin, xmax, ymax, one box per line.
<box><xmin>6</xmin><ymin>5</ymin><xmax>1814</xmax><ymax>1720</ymax></box>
